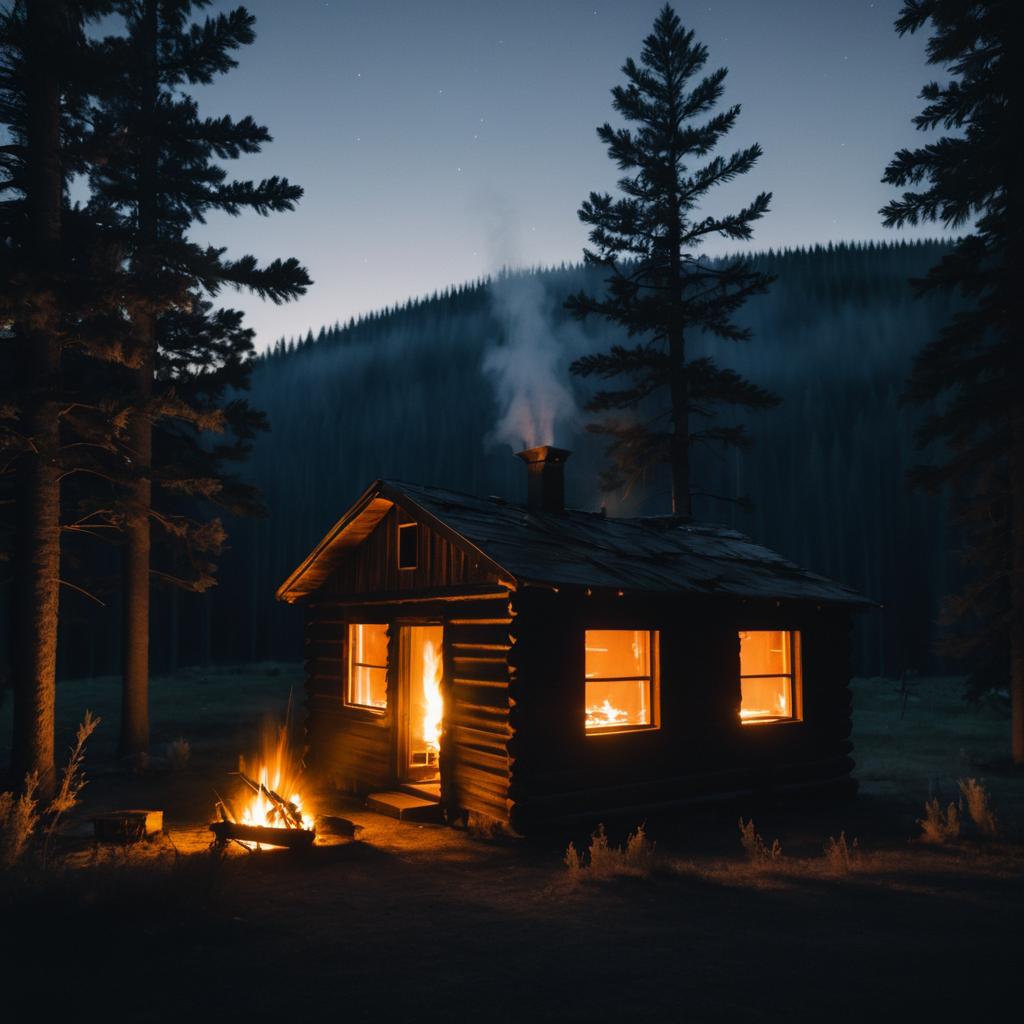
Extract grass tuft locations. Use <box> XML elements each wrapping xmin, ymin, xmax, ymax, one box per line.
<box><xmin>917</xmin><ymin>798</ymin><xmax>960</xmax><ymax>844</ymax></box>
<box><xmin>738</xmin><ymin>817</ymin><xmax>782</xmax><ymax>863</ymax></box>
<box><xmin>0</xmin><ymin>772</ymin><xmax>40</xmax><ymax>869</ymax></box>
<box><xmin>958</xmin><ymin>777</ymin><xmax>998</xmax><ymax>837</ymax></box>
<box><xmin>564</xmin><ymin>823</ymin><xmax>656</xmax><ymax>881</ymax></box>
<box><xmin>166</xmin><ymin>736</ymin><xmax>191</xmax><ymax>771</ymax></box>
<box><xmin>823</xmin><ymin>832</ymin><xmax>860</xmax><ymax>873</ymax></box>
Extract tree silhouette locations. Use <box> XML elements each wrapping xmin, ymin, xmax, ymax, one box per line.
<box><xmin>881</xmin><ymin>0</ymin><xmax>1020</xmax><ymax>760</ymax></box>
<box><xmin>566</xmin><ymin>4</ymin><xmax>776</xmax><ymax>516</ymax></box>
<box><xmin>88</xmin><ymin>0</ymin><xmax>309</xmax><ymax>762</ymax></box>
<box><xmin>0</xmin><ymin>0</ymin><xmax>122</xmax><ymax>793</ymax></box>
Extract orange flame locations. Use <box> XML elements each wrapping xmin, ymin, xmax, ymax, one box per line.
<box><xmin>422</xmin><ymin>639</ymin><xmax>443</xmax><ymax>754</ymax></box>
<box><xmin>585</xmin><ymin>698</ymin><xmax>630</xmax><ymax>729</ymax></box>
<box><xmin>226</xmin><ymin>704</ymin><xmax>314</xmax><ymax>837</ymax></box>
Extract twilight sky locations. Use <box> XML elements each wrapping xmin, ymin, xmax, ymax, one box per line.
<box><xmin>192</xmin><ymin>0</ymin><xmax>941</xmax><ymax>350</ymax></box>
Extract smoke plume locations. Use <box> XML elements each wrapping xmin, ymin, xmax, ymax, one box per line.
<box><xmin>482</xmin><ymin>273</ymin><xmax>579</xmax><ymax>451</ymax></box>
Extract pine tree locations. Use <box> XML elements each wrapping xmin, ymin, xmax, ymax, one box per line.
<box><xmin>565</xmin><ymin>4</ymin><xmax>777</xmax><ymax>516</ymax></box>
<box><xmin>881</xmin><ymin>1</ymin><xmax>1021</xmax><ymax>760</ymax></box>
<box><xmin>0</xmin><ymin>0</ymin><xmax>121</xmax><ymax>792</ymax></box>
<box><xmin>88</xmin><ymin>0</ymin><xmax>309</xmax><ymax>763</ymax></box>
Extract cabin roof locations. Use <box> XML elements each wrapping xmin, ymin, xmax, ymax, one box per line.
<box><xmin>277</xmin><ymin>479</ymin><xmax>872</xmax><ymax>607</ymax></box>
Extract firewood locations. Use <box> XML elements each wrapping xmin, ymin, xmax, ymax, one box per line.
<box><xmin>234</xmin><ymin>770</ymin><xmax>303</xmax><ymax>828</ymax></box>
<box><xmin>208</xmin><ymin>821</ymin><xmax>314</xmax><ymax>850</ymax></box>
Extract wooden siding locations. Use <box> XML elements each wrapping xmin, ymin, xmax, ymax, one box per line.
<box><xmin>506</xmin><ymin>587</ymin><xmax>855</xmax><ymax>833</ymax></box>
<box><xmin>304</xmin><ymin>593</ymin><xmax>514</xmax><ymax>822</ymax></box>
<box><xmin>323</xmin><ymin>505</ymin><xmax>500</xmax><ymax>597</ymax></box>
<box><xmin>442</xmin><ymin>596</ymin><xmax>514</xmax><ymax>823</ymax></box>
<box><xmin>304</xmin><ymin>607</ymin><xmax>394</xmax><ymax>793</ymax></box>
<box><xmin>302</xmin><ymin>504</ymin><xmax>856</xmax><ymax>833</ymax></box>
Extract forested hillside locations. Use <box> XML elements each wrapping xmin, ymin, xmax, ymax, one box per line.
<box><xmin>50</xmin><ymin>240</ymin><xmax>957</xmax><ymax>680</ymax></box>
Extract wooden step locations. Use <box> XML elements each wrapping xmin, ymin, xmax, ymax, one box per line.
<box><xmin>401</xmin><ymin>781</ymin><xmax>441</xmax><ymax>801</ymax></box>
<box><xmin>366</xmin><ymin>791</ymin><xmax>443</xmax><ymax>822</ymax></box>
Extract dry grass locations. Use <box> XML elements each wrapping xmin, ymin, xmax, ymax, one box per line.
<box><xmin>959</xmin><ymin>778</ymin><xmax>999</xmax><ymax>837</ymax></box>
<box><xmin>916</xmin><ymin>778</ymin><xmax>1000</xmax><ymax>844</ymax></box>
<box><xmin>738</xmin><ymin>817</ymin><xmax>782</xmax><ymax>863</ymax></box>
<box><xmin>823</xmin><ymin>832</ymin><xmax>860</xmax><ymax>873</ymax></box>
<box><xmin>166</xmin><ymin>736</ymin><xmax>192</xmax><ymax>771</ymax></box>
<box><xmin>1</xmin><ymin>711</ymin><xmax>100</xmax><ymax>871</ymax></box>
<box><xmin>565</xmin><ymin>824</ymin><xmax>656</xmax><ymax>881</ymax></box>
<box><xmin>0</xmin><ymin>772</ymin><xmax>40</xmax><ymax>868</ymax></box>
<box><xmin>917</xmin><ymin>798</ymin><xmax>961</xmax><ymax>844</ymax></box>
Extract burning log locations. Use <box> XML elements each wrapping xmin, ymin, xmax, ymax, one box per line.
<box><xmin>209</xmin><ymin>820</ymin><xmax>315</xmax><ymax>850</ymax></box>
<box><xmin>234</xmin><ymin>770</ymin><xmax>305</xmax><ymax>828</ymax></box>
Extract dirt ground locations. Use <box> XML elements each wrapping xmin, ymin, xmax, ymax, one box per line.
<box><xmin>2</xmin><ymin>666</ymin><xmax>1023</xmax><ymax>1022</ymax></box>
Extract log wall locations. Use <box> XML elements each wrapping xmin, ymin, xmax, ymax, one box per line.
<box><xmin>506</xmin><ymin>587</ymin><xmax>855</xmax><ymax>833</ymax></box>
<box><xmin>301</xmin><ymin>507</ymin><xmax>857</xmax><ymax>832</ymax></box>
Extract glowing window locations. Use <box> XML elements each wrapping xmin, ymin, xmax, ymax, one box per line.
<box><xmin>739</xmin><ymin>630</ymin><xmax>801</xmax><ymax>724</ymax></box>
<box><xmin>346</xmin><ymin>623</ymin><xmax>388</xmax><ymax>712</ymax></box>
<box><xmin>584</xmin><ymin>629</ymin><xmax>658</xmax><ymax>733</ymax></box>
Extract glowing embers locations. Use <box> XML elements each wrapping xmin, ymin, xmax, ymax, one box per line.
<box><xmin>584</xmin><ymin>629</ymin><xmax>658</xmax><ymax>733</ymax></box>
<box><xmin>347</xmin><ymin>622</ymin><xmax>388</xmax><ymax>711</ymax></box>
<box><xmin>405</xmin><ymin>625</ymin><xmax>444</xmax><ymax>771</ymax></box>
<box><xmin>212</xmin><ymin>709</ymin><xmax>315</xmax><ymax>850</ymax></box>
<box><xmin>739</xmin><ymin>630</ymin><xmax>802</xmax><ymax>725</ymax></box>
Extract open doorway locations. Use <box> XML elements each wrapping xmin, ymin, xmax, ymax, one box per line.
<box><xmin>397</xmin><ymin>624</ymin><xmax>444</xmax><ymax>798</ymax></box>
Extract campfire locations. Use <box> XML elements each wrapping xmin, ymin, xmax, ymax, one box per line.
<box><xmin>210</xmin><ymin>708</ymin><xmax>316</xmax><ymax>850</ymax></box>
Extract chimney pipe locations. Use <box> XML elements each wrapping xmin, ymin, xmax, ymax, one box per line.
<box><xmin>515</xmin><ymin>445</ymin><xmax>571</xmax><ymax>514</ymax></box>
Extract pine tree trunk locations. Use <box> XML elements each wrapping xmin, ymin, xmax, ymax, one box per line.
<box><xmin>10</xmin><ymin>0</ymin><xmax>66</xmax><ymax>796</ymax></box>
<box><xmin>119</xmin><ymin>338</ymin><xmax>152</xmax><ymax>762</ymax></box>
<box><xmin>667</xmin><ymin>197</ymin><xmax>690</xmax><ymax>518</ymax></box>
<box><xmin>1011</xmin><ymin>406</ymin><xmax>1024</xmax><ymax>764</ymax></box>
<box><xmin>118</xmin><ymin>0</ymin><xmax>158</xmax><ymax>764</ymax></box>
<box><xmin>668</xmin><ymin>327</ymin><xmax>690</xmax><ymax>518</ymax></box>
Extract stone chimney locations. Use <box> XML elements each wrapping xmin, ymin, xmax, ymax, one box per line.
<box><xmin>515</xmin><ymin>445</ymin><xmax>571</xmax><ymax>514</ymax></box>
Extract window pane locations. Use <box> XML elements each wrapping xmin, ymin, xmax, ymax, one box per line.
<box><xmin>739</xmin><ymin>630</ymin><xmax>789</xmax><ymax>677</ymax></box>
<box><xmin>351</xmin><ymin>622</ymin><xmax>388</xmax><ymax>669</ymax></box>
<box><xmin>586</xmin><ymin>678</ymin><xmax>651</xmax><ymax>730</ymax></box>
<box><xmin>585</xmin><ymin>629</ymin><xmax>650</xmax><ymax>680</ymax></box>
<box><xmin>347</xmin><ymin>623</ymin><xmax>388</xmax><ymax>710</ymax></box>
<box><xmin>740</xmin><ymin>676</ymin><xmax>792</xmax><ymax>722</ymax></box>
<box><xmin>349</xmin><ymin>664</ymin><xmax>387</xmax><ymax>710</ymax></box>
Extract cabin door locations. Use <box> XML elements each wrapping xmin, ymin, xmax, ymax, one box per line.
<box><xmin>396</xmin><ymin>624</ymin><xmax>444</xmax><ymax>787</ymax></box>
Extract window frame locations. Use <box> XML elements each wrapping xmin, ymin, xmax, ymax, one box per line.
<box><xmin>397</xmin><ymin>522</ymin><xmax>418</xmax><ymax>571</ymax></box>
<box><xmin>345</xmin><ymin>621</ymin><xmax>389</xmax><ymax>715</ymax></box>
<box><xmin>738</xmin><ymin>628</ymin><xmax>803</xmax><ymax>726</ymax></box>
<box><xmin>583</xmin><ymin>627</ymin><xmax>661</xmax><ymax>736</ymax></box>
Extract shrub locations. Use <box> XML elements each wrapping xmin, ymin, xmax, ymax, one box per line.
<box><xmin>738</xmin><ymin>817</ymin><xmax>782</xmax><ymax>863</ymax></box>
<box><xmin>0</xmin><ymin>772</ymin><xmax>40</xmax><ymax>869</ymax></box>
<box><xmin>43</xmin><ymin>711</ymin><xmax>101</xmax><ymax>865</ymax></box>
<box><xmin>958</xmin><ymin>778</ymin><xmax>998</xmax><ymax>837</ymax></box>
<box><xmin>166</xmin><ymin>737</ymin><xmax>191</xmax><ymax>772</ymax></box>
<box><xmin>917</xmin><ymin>798</ymin><xmax>960</xmax><ymax>844</ymax></box>
<box><xmin>563</xmin><ymin>823</ymin><xmax>656</xmax><ymax>881</ymax></box>
<box><xmin>2</xmin><ymin>711</ymin><xmax>101</xmax><ymax>871</ymax></box>
<box><xmin>823</xmin><ymin>832</ymin><xmax>860</xmax><ymax>873</ymax></box>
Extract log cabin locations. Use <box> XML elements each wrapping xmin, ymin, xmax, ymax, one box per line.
<box><xmin>277</xmin><ymin>446</ymin><xmax>871</xmax><ymax>833</ymax></box>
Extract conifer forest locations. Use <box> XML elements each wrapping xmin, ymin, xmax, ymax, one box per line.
<box><xmin>46</xmin><ymin>240</ymin><xmax>959</xmax><ymax>681</ymax></box>
<box><xmin>1</xmin><ymin>4</ymin><xmax>1021</xmax><ymax>1021</ymax></box>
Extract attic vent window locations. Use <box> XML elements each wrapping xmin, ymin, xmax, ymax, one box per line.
<box><xmin>739</xmin><ymin>630</ymin><xmax>802</xmax><ymax>724</ymax></box>
<box><xmin>346</xmin><ymin>623</ymin><xmax>388</xmax><ymax>712</ymax></box>
<box><xmin>584</xmin><ymin>629</ymin><xmax>659</xmax><ymax>733</ymax></box>
<box><xmin>397</xmin><ymin>523</ymin><xmax>418</xmax><ymax>570</ymax></box>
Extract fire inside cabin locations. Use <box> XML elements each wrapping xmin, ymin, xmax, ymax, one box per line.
<box><xmin>278</xmin><ymin>446</ymin><xmax>870</xmax><ymax>831</ymax></box>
